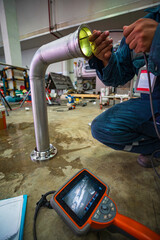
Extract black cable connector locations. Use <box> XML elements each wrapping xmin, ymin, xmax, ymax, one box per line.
<box><xmin>33</xmin><ymin>191</ymin><xmax>56</xmax><ymax>240</ymax></box>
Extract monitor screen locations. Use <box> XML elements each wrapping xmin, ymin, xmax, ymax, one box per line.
<box><xmin>63</xmin><ymin>175</ymin><xmax>100</xmax><ymax>219</ymax></box>
<box><xmin>56</xmin><ymin>170</ymin><xmax>106</xmax><ymax>226</ymax></box>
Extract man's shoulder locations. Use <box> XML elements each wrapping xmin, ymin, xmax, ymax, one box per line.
<box><xmin>145</xmin><ymin>5</ymin><xmax>160</xmax><ymax>14</ymax></box>
<box><xmin>144</xmin><ymin>5</ymin><xmax>160</xmax><ymax>22</ymax></box>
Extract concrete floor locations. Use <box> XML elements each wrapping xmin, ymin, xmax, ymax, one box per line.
<box><xmin>0</xmin><ymin>100</ymin><xmax>160</xmax><ymax>240</ymax></box>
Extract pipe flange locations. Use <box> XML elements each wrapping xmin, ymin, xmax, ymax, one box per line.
<box><xmin>30</xmin><ymin>144</ymin><xmax>57</xmax><ymax>161</ymax></box>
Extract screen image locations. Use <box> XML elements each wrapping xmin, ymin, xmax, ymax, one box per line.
<box><xmin>62</xmin><ymin>175</ymin><xmax>101</xmax><ymax>219</ymax></box>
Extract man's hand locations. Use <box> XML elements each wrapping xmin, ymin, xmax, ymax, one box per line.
<box><xmin>89</xmin><ymin>30</ymin><xmax>113</xmax><ymax>67</ymax></box>
<box><xmin>123</xmin><ymin>18</ymin><xmax>158</xmax><ymax>53</ymax></box>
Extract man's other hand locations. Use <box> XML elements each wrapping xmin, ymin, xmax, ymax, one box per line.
<box><xmin>123</xmin><ymin>18</ymin><xmax>158</xmax><ymax>53</ymax></box>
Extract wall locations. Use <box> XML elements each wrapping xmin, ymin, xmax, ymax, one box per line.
<box><xmin>13</xmin><ymin>0</ymin><xmax>159</xmax><ymax>41</ymax></box>
<box><xmin>15</xmin><ymin>0</ymin><xmax>48</xmax><ymax>39</ymax></box>
<box><xmin>0</xmin><ymin>55</ymin><xmax>5</xmax><ymax>63</ymax></box>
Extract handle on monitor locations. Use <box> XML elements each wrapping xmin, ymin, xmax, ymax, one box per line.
<box><xmin>113</xmin><ymin>212</ymin><xmax>160</xmax><ymax>240</ymax></box>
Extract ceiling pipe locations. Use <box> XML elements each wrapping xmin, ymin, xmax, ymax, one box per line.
<box><xmin>30</xmin><ymin>24</ymin><xmax>93</xmax><ymax>161</ymax></box>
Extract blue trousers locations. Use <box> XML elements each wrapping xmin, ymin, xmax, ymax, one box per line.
<box><xmin>91</xmin><ymin>98</ymin><xmax>160</xmax><ymax>156</ymax></box>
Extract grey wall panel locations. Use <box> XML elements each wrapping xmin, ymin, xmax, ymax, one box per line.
<box><xmin>15</xmin><ymin>0</ymin><xmax>160</xmax><ymax>38</ymax></box>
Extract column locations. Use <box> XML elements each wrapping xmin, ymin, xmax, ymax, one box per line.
<box><xmin>0</xmin><ymin>0</ymin><xmax>22</xmax><ymax>66</ymax></box>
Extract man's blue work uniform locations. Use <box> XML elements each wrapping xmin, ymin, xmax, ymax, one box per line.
<box><xmin>89</xmin><ymin>6</ymin><xmax>160</xmax><ymax>156</ymax></box>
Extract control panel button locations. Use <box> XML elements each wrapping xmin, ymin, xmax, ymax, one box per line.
<box><xmin>93</xmin><ymin>213</ymin><xmax>100</xmax><ymax>220</ymax></box>
<box><xmin>96</xmin><ymin>209</ymin><xmax>101</xmax><ymax>215</ymax></box>
<box><xmin>103</xmin><ymin>215</ymin><xmax>108</xmax><ymax>220</ymax></box>
<box><xmin>101</xmin><ymin>205</ymin><xmax>108</xmax><ymax>211</ymax></box>
<box><xmin>108</xmin><ymin>213</ymin><xmax>112</xmax><ymax>219</ymax></box>
<box><xmin>102</xmin><ymin>196</ymin><xmax>109</xmax><ymax>204</ymax></box>
<box><xmin>92</xmin><ymin>198</ymin><xmax>116</xmax><ymax>223</ymax></box>
<box><xmin>100</xmin><ymin>204</ymin><xmax>110</xmax><ymax>214</ymax></box>
<box><xmin>109</xmin><ymin>203</ymin><xmax>113</xmax><ymax>207</ymax></box>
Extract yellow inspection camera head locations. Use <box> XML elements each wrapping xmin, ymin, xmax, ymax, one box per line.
<box><xmin>78</xmin><ymin>25</ymin><xmax>93</xmax><ymax>58</ymax></box>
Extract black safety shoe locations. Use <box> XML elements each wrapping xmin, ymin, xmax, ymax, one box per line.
<box><xmin>137</xmin><ymin>154</ymin><xmax>160</xmax><ymax>168</ymax></box>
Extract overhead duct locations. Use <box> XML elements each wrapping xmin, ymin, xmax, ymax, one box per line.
<box><xmin>30</xmin><ymin>24</ymin><xmax>93</xmax><ymax>161</ymax></box>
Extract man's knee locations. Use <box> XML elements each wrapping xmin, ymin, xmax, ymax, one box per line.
<box><xmin>91</xmin><ymin>116</ymin><xmax>123</xmax><ymax>151</ymax></box>
<box><xmin>91</xmin><ymin>118</ymin><xmax>100</xmax><ymax>140</ymax></box>
<box><xmin>91</xmin><ymin>114</ymin><xmax>112</xmax><ymax>143</ymax></box>
<box><xmin>91</xmin><ymin>109</ymin><xmax>131</xmax><ymax>146</ymax></box>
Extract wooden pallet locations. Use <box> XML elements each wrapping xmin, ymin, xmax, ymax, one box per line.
<box><xmin>70</xmin><ymin>94</ymin><xmax>100</xmax><ymax>99</ymax></box>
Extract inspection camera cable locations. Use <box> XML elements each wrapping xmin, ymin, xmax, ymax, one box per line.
<box><xmin>143</xmin><ymin>52</ymin><xmax>160</xmax><ymax>179</ymax></box>
<box><xmin>33</xmin><ymin>190</ymin><xmax>56</xmax><ymax>240</ymax></box>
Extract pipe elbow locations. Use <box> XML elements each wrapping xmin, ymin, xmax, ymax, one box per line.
<box><xmin>30</xmin><ymin>48</ymin><xmax>48</xmax><ymax>80</ymax></box>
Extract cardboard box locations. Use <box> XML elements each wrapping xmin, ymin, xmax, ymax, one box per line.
<box><xmin>0</xmin><ymin>107</ymin><xmax>7</xmax><ymax>130</ymax></box>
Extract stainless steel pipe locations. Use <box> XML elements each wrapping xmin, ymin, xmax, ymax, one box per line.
<box><xmin>30</xmin><ymin>24</ymin><xmax>93</xmax><ymax>161</ymax></box>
